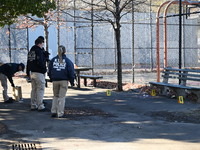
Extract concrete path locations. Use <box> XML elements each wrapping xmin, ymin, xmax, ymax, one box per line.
<box><xmin>0</xmin><ymin>78</ymin><xmax>200</xmax><ymax>150</ymax></box>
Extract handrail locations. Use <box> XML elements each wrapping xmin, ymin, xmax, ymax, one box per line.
<box><xmin>156</xmin><ymin>0</ymin><xmax>200</xmax><ymax>82</ymax></box>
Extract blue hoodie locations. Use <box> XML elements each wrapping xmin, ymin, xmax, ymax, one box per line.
<box><xmin>48</xmin><ymin>54</ymin><xmax>75</xmax><ymax>85</ymax></box>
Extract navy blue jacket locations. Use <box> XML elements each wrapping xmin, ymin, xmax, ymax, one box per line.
<box><xmin>26</xmin><ymin>45</ymin><xmax>47</xmax><ymax>76</ymax></box>
<box><xmin>48</xmin><ymin>54</ymin><xmax>75</xmax><ymax>84</ymax></box>
<box><xmin>0</xmin><ymin>63</ymin><xmax>20</xmax><ymax>87</ymax></box>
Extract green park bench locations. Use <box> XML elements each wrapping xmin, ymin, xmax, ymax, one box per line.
<box><xmin>149</xmin><ymin>67</ymin><xmax>200</xmax><ymax>102</ymax></box>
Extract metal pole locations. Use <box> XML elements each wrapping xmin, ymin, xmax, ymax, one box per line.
<box><xmin>26</xmin><ymin>27</ymin><xmax>29</xmax><ymax>51</ymax></box>
<box><xmin>183</xmin><ymin>7</ymin><xmax>186</xmax><ymax>68</ymax></box>
<box><xmin>114</xmin><ymin>29</ymin><xmax>117</xmax><ymax>72</ymax></box>
<box><xmin>8</xmin><ymin>25</ymin><xmax>11</xmax><ymax>63</ymax></box>
<box><xmin>57</xmin><ymin>0</ymin><xmax>60</xmax><ymax>47</ymax></box>
<box><xmin>91</xmin><ymin>0</ymin><xmax>94</xmax><ymax>74</ymax></box>
<box><xmin>74</xmin><ymin>0</ymin><xmax>77</xmax><ymax>64</ymax></box>
<box><xmin>132</xmin><ymin>0</ymin><xmax>135</xmax><ymax>83</ymax></box>
<box><xmin>179</xmin><ymin>0</ymin><xmax>182</xmax><ymax>84</ymax></box>
<box><xmin>150</xmin><ymin>0</ymin><xmax>153</xmax><ymax>71</ymax></box>
<box><xmin>179</xmin><ymin>0</ymin><xmax>182</xmax><ymax>70</ymax></box>
<box><xmin>156</xmin><ymin>1</ymin><xmax>171</xmax><ymax>82</ymax></box>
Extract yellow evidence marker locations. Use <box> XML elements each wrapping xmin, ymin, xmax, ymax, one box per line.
<box><xmin>106</xmin><ymin>90</ymin><xmax>111</xmax><ymax>96</ymax></box>
<box><xmin>178</xmin><ymin>96</ymin><xmax>184</xmax><ymax>104</ymax></box>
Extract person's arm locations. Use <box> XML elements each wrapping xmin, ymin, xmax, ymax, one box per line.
<box><xmin>26</xmin><ymin>55</ymin><xmax>30</xmax><ymax>77</ymax></box>
<box><xmin>67</xmin><ymin>59</ymin><xmax>75</xmax><ymax>86</ymax></box>
<box><xmin>7</xmin><ymin>75</ymin><xmax>15</xmax><ymax>87</ymax></box>
<box><xmin>48</xmin><ymin>59</ymin><xmax>53</xmax><ymax>82</ymax></box>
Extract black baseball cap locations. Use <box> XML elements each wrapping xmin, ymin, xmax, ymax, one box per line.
<box><xmin>19</xmin><ymin>63</ymin><xmax>25</xmax><ymax>71</ymax></box>
<box><xmin>38</xmin><ymin>36</ymin><xmax>44</xmax><ymax>42</ymax></box>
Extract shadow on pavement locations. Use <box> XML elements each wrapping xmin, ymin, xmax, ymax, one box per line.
<box><xmin>0</xmin><ymin>88</ymin><xmax>200</xmax><ymax>149</ymax></box>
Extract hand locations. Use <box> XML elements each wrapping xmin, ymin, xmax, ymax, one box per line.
<box><xmin>26</xmin><ymin>76</ymin><xmax>31</xmax><ymax>83</ymax></box>
<box><xmin>44</xmin><ymin>51</ymin><xmax>50</xmax><ymax>57</ymax></box>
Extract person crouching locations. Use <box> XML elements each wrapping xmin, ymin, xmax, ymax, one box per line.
<box><xmin>0</xmin><ymin>63</ymin><xmax>25</xmax><ymax>103</ymax></box>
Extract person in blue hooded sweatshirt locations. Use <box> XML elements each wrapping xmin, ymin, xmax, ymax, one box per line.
<box><xmin>0</xmin><ymin>63</ymin><xmax>25</xmax><ymax>103</ymax></box>
<box><xmin>48</xmin><ymin>45</ymin><xmax>75</xmax><ymax>118</ymax></box>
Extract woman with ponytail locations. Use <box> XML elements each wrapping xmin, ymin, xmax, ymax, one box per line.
<box><xmin>48</xmin><ymin>45</ymin><xmax>75</xmax><ymax>118</ymax></box>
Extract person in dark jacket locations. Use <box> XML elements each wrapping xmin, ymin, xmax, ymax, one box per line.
<box><xmin>48</xmin><ymin>45</ymin><xmax>75</xmax><ymax>118</ymax></box>
<box><xmin>26</xmin><ymin>38</ymin><xmax>47</xmax><ymax>111</ymax></box>
<box><xmin>37</xmin><ymin>36</ymin><xmax>50</xmax><ymax>63</ymax></box>
<box><xmin>0</xmin><ymin>63</ymin><xmax>25</xmax><ymax>103</ymax></box>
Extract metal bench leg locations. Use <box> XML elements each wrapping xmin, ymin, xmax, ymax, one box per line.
<box><xmin>45</xmin><ymin>79</ymin><xmax>48</xmax><ymax>88</ymax></box>
<box><xmin>93</xmin><ymin>79</ymin><xmax>97</xmax><ymax>87</ymax></box>
<box><xmin>84</xmin><ymin>78</ymin><xmax>87</xmax><ymax>86</ymax></box>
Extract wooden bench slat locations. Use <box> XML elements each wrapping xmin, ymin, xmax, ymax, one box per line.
<box><xmin>162</xmin><ymin>75</ymin><xmax>200</xmax><ymax>81</ymax></box>
<box><xmin>149</xmin><ymin>82</ymin><xmax>200</xmax><ymax>90</ymax></box>
<box><xmin>162</xmin><ymin>72</ymin><xmax>200</xmax><ymax>77</ymax></box>
<box><xmin>178</xmin><ymin>77</ymin><xmax>200</xmax><ymax>81</ymax></box>
<box><xmin>164</xmin><ymin>68</ymin><xmax>200</xmax><ymax>73</ymax></box>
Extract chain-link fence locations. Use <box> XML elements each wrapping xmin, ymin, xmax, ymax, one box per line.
<box><xmin>0</xmin><ymin>25</ymin><xmax>28</xmax><ymax>65</ymax></box>
<box><xmin>72</xmin><ymin>12</ymin><xmax>200</xmax><ymax>69</ymax></box>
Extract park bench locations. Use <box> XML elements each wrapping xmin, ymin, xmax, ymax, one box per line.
<box><xmin>79</xmin><ymin>75</ymin><xmax>103</xmax><ymax>87</ymax></box>
<box><xmin>149</xmin><ymin>67</ymin><xmax>200</xmax><ymax>102</ymax></box>
<box><xmin>45</xmin><ymin>75</ymin><xmax>103</xmax><ymax>88</ymax></box>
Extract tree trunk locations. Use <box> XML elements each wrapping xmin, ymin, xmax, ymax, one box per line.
<box><xmin>44</xmin><ymin>24</ymin><xmax>49</xmax><ymax>53</ymax></box>
<box><xmin>115</xmin><ymin>24</ymin><xmax>123</xmax><ymax>91</ymax></box>
<box><xmin>43</xmin><ymin>15</ymin><xmax>49</xmax><ymax>52</ymax></box>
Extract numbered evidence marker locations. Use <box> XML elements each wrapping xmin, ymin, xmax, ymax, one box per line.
<box><xmin>106</xmin><ymin>90</ymin><xmax>111</xmax><ymax>96</ymax></box>
<box><xmin>178</xmin><ymin>96</ymin><xmax>184</xmax><ymax>104</ymax></box>
<box><xmin>151</xmin><ymin>89</ymin><xmax>156</xmax><ymax>96</ymax></box>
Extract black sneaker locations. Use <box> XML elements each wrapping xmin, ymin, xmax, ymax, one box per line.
<box><xmin>58</xmin><ymin>115</ymin><xmax>67</xmax><ymax>118</ymax></box>
<box><xmin>4</xmin><ymin>98</ymin><xmax>14</xmax><ymax>103</ymax></box>
<box><xmin>43</xmin><ymin>101</ymin><xmax>47</xmax><ymax>106</ymax></box>
<box><xmin>30</xmin><ymin>108</ymin><xmax>38</xmax><ymax>111</ymax></box>
<box><xmin>51</xmin><ymin>113</ymin><xmax>57</xmax><ymax>118</ymax></box>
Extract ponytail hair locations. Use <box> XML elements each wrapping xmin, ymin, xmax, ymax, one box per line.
<box><xmin>58</xmin><ymin>45</ymin><xmax>66</xmax><ymax>63</ymax></box>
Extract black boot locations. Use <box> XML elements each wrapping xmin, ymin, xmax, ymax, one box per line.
<box><xmin>4</xmin><ymin>98</ymin><xmax>14</xmax><ymax>103</ymax></box>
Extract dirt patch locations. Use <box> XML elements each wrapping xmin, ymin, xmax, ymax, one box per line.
<box><xmin>95</xmin><ymin>81</ymin><xmax>145</xmax><ymax>91</ymax></box>
<box><xmin>146</xmin><ymin>109</ymin><xmax>200</xmax><ymax>124</ymax></box>
<box><xmin>64</xmin><ymin>107</ymin><xmax>115</xmax><ymax>119</ymax></box>
<box><xmin>96</xmin><ymin>81</ymin><xmax>120</xmax><ymax>89</ymax></box>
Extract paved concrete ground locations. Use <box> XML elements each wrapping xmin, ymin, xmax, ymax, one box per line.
<box><xmin>0</xmin><ymin>75</ymin><xmax>200</xmax><ymax>150</ymax></box>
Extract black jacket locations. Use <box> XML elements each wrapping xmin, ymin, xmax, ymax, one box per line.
<box><xmin>26</xmin><ymin>45</ymin><xmax>47</xmax><ymax>76</ymax></box>
<box><xmin>0</xmin><ymin>63</ymin><xmax>20</xmax><ymax>87</ymax></box>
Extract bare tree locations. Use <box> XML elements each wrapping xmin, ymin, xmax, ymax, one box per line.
<box><xmin>17</xmin><ymin>11</ymin><xmax>57</xmax><ymax>53</ymax></box>
<box><xmin>16</xmin><ymin>0</ymin><xmax>68</xmax><ymax>53</ymax></box>
<box><xmin>61</xmin><ymin>0</ymin><xmax>146</xmax><ymax>91</ymax></box>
